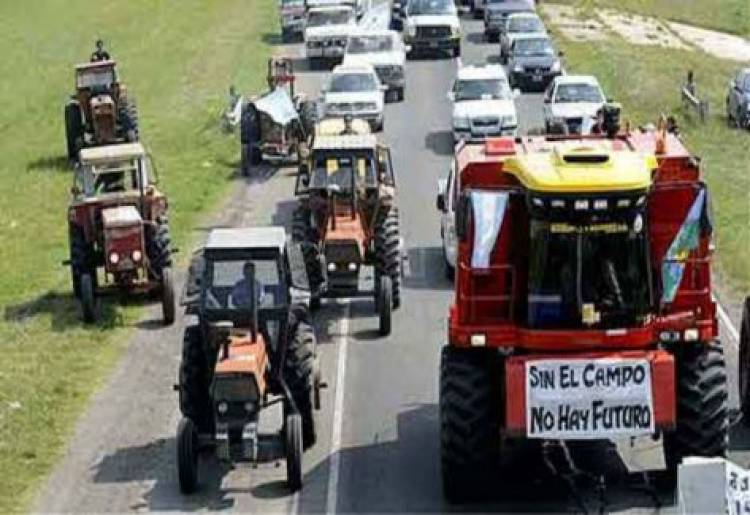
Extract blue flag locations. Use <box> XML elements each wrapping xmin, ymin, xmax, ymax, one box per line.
<box><xmin>661</xmin><ymin>189</ymin><xmax>706</xmax><ymax>304</ymax></box>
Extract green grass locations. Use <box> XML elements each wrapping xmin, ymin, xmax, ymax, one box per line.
<box><xmin>557</xmin><ymin>0</ymin><xmax>750</xmax><ymax>37</ymax></box>
<box><xmin>0</xmin><ymin>1</ymin><xmax>278</xmax><ymax>511</ymax></box>
<box><xmin>542</xmin><ymin>12</ymin><xmax>750</xmax><ymax>295</ymax></box>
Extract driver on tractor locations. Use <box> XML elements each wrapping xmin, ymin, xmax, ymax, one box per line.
<box><xmin>230</xmin><ymin>261</ymin><xmax>267</xmax><ymax>308</ymax></box>
<box><xmin>90</xmin><ymin>39</ymin><xmax>111</xmax><ymax>62</ymax></box>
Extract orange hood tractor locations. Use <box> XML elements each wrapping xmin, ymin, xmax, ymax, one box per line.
<box><xmin>64</xmin><ymin>60</ymin><xmax>139</xmax><ymax>161</ymax></box>
<box><xmin>176</xmin><ymin>227</ymin><xmax>321</xmax><ymax>493</ymax></box>
<box><xmin>291</xmin><ymin>122</ymin><xmax>402</xmax><ymax>335</ymax></box>
<box><xmin>65</xmin><ymin>143</ymin><xmax>174</xmax><ymax>324</ymax></box>
<box><xmin>439</xmin><ymin>125</ymin><xmax>727</xmax><ymax>502</ymax></box>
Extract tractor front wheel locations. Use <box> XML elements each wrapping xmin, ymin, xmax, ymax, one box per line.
<box><xmin>285</xmin><ymin>319</ymin><xmax>317</xmax><ymax>449</ymax></box>
<box><xmin>375</xmin><ymin>207</ymin><xmax>402</xmax><ymax>309</ymax></box>
<box><xmin>440</xmin><ymin>345</ymin><xmax>502</xmax><ymax>503</ymax></box>
<box><xmin>664</xmin><ymin>340</ymin><xmax>728</xmax><ymax>474</ymax></box>
<box><xmin>179</xmin><ymin>325</ymin><xmax>214</xmax><ymax>434</ymax></box>
<box><xmin>161</xmin><ymin>267</ymin><xmax>175</xmax><ymax>325</ymax></box>
<box><xmin>146</xmin><ymin>216</ymin><xmax>172</xmax><ymax>280</ymax></box>
<box><xmin>740</xmin><ymin>298</ymin><xmax>750</xmax><ymax>423</ymax></box>
<box><xmin>64</xmin><ymin>101</ymin><xmax>83</xmax><ymax>161</ymax></box>
<box><xmin>118</xmin><ymin>96</ymin><xmax>140</xmax><ymax>142</ymax></box>
<box><xmin>80</xmin><ymin>272</ymin><xmax>97</xmax><ymax>323</ymax></box>
<box><xmin>69</xmin><ymin>223</ymin><xmax>91</xmax><ymax>298</ymax></box>
<box><xmin>285</xmin><ymin>413</ymin><xmax>303</xmax><ymax>492</ymax></box>
<box><xmin>177</xmin><ymin>417</ymin><xmax>199</xmax><ymax>494</ymax></box>
<box><xmin>377</xmin><ymin>275</ymin><xmax>392</xmax><ymax>336</ymax></box>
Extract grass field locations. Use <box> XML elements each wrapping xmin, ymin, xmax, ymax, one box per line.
<box><xmin>0</xmin><ymin>1</ymin><xmax>277</xmax><ymax>511</ymax></box>
<box><xmin>542</xmin><ymin>7</ymin><xmax>750</xmax><ymax>295</ymax></box>
<box><xmin>557</xmin><ymin>0</ymin><xmax>750</xmax><ymax>37</ymax></box>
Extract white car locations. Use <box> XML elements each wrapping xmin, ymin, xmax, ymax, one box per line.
<box><xmin>343</xmin><ymin>30</ymin><xmax>407</xmax><ymax>102</ymax></box>
<box><xmin>449</xmin><ymin>64</ymin><xmax>518</xmax><ymax>143</ymax></box>
<box><xmin>436</xmin><ymin>162</ymin><xmax>457</xmax><ymax>278</ymax></box>
<box><xmin>543</xmin><ymin>75</ymin><xmax>607</xmax><ymax>135</ymax></box>
<box><xmin>305</xmin><ymin>6</ymin><xmax>357</xmax><ymax>67</ymax></box>
<box><xmin>322</xmin><ymin>62</ymin><xmax>387</xmax><ymax>131</ymax></box>
<box><xmin>403</xmin><ymin>0</ymin><xmax>461</xmax><ymax>58</ymax></box>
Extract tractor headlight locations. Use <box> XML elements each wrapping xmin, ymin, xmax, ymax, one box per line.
<box><xmin>131</xmin><ymin>250</ymin><xmax>142</xmax><ymax>262</ymax></box>
<box><xmin>347</xmin><ymin>262</ymin><xmax>357</xmax><ymax>272</ymax></box>
<box><xmin>109</xmin><ymin>252</ymin><xmax>120</xmax><ymax>264</ymax></box>
<box><xmin>217</xmin><ymin>401</ymin><xmax>229</xmax><ymax>414</ymax></box>
<box><xmin>327</xmin><ymin>262</ymin><xmax>337</xmax><ymax>272</ymax></box>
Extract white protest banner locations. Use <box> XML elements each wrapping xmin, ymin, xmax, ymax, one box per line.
<box><xmin>525</xmin><ymin>358</ymin><xmax>654</xmax><ymax>439</ymax></box>
<box><xmin>727</xmin><ymin>460</ymin><xmax>750</xmax><ymax>515</ymax></box>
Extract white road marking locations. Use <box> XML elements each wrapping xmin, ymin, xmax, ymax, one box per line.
<box><xmin>326</xmin><ymin>300</ymin><xmax>351</xmax><ymax>514</ymax></box>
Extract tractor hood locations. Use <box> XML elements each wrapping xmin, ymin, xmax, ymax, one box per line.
<box><xmin>102</xmin><ymin>205</ymin><xmax>142</xmax><ymax>229</ymax></box>
<box><xmin>253</xmin><ymin>87</ymin><xmax>300</xmax><ymax>125</ymax></box>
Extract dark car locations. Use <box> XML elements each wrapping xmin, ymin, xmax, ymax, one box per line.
<box><xmin>726</xmin><ymin>68</ymin><xmax>750</xmax><ymax>129</ymax></box>
<box><xmin>484</xmin><ymin>0</ymin><xmax>534</xmax><ymax>42</ymax></box>
<box><xmin>499</xmin><ymin>12</ymin><xmax>546</xmax><ymax>63</ymax></box>
<box><xmin>508</xmin><ymin>34</ymin><xmax>562</xmax><ymax>92</ymax></box>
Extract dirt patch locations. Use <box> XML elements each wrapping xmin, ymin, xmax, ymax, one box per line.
<box><xmin>669</xmin><ymin>21</ymin><xmax>750</xmax><ymax>62</ymax></box>
<box><xmin>540</xmin><ymin>4</ymin><xmax>607</xmax><ymax>42</ymax></box>
<box><xmin>597</xmin><ymin>9</ymin><xmax>689</xmax><ymax>50</ymax></box>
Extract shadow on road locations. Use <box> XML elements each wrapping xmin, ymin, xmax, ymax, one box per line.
<box><xmin>425</xmin><ymin>130</ymin><xmax>454</xmax><ymax>156</ymax></box>
<box><xmin>403</xmin><ymin>247</ymin><xmax>453</xmax><ymax>291</ymax></box>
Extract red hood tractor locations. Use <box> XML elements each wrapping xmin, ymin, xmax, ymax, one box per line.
<box><xmin>239</xmin><ymin>58</ymin><xmax>317</xmax><ymax>175</ymax></box>
<box><xmin>438</xmin><ymin>127</ymin><xmax>727</xmax><ymax>502</ymax></box>
<box><xmin>176</xmin><ymin>227</ymin><xmax>321</xmax><ymax>493</ymax></box>
<box><xmin>64</xmin><ymin>60</ymin><xmax>139</xmax><ymax>162</ymax></box>
<box><xmin>66</xmin><ymin>143</ymin><xmax>174</xmax><ymax>324</ymax></box>
<box><xmin>291</xmin><ymin>121</ymin><xmax>402</xmax><ymax>335</ymax></box>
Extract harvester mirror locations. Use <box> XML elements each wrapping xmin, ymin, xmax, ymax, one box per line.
<box><xmin>455</xmin><ymin>193</ymin><xmax>471</xmax><ymax>241</ymax></box>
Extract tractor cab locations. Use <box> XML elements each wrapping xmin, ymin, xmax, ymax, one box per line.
<box><xmin>75</xmin><ymin>60</ymin><xmax>119</xmax><ymax>95</ymax></box>
<box><xmin>74</xmin><ymin>142</ymin><xmax>154</xmax><ymax>200</ymax></box>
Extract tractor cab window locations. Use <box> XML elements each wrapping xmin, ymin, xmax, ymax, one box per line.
<box><xmin>77</xmin><ymin>67</ymin><xmax>115</xmax><ymax>90</ymax></box>
<box><xmin>203</xmin><ymin>257</ymin><xmax>283</xmax><ymax>313</ymax></box>
<box><xmin>87</xmin><ymin>158</ymin><xmax>144</xmax><ymax>196</ymax></box>
<box><xmin>310</xmin><ymin>151</ymin><xmax>376</xmax><ymax>192</ymax></box>
<box><xmin>527</xmin><ymin>209</ymin><xmax>652</xmax><ymax>329</ymax></box>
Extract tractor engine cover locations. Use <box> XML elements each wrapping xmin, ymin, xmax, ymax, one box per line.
<box><xmin>102</xmin><ymin>205</ymin><xmax>144</xmax><ymax>273</ymax></box>
<box><xmin>90</xmin><ymin>94</ymin><xmax>117</xmax><ymax>143</ymax></box>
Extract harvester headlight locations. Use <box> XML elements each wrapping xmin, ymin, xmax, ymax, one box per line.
<box><xmin>574</xmin><ymin>200</ymin><xmax>589</xmax><ymax>211</ymax></box>
<box><xmin>532</xmin><ymin>197</ymin><xmax>544</xmax><ymax>207</ymax></box>
<box><xmin>684</xmin><ymin>328</ymin><xmax>699</xmax><ymax>342</ymax></box>
<box><xmin>327</xmin><ymin>262</ymin><xmax>337</xmax><ymax>272</ymax></box>
<box><xmin>109</xmin><ymin>252</ymin><xmax>120</xmax><ymax>264</ymax></box>
<box><xmin>551</xmin><ymin>199</ymin><xmax>566</xmax><ymax>208</ymax></box>
<box><xmin>593</xmin><ymin>199</ymin><xmax>608</xmax><ymax>210</ymax></box>
<box><xmin>347</xmin><ymin>262</ymin><xmax>357</xmax><ymax>272</ymax></box>
<box><xmin>636</xmin><ymin>195</ymin><xmax>646</xmax><ymax>206</ymax></box>
<box><xmin>470</xmin><ymin>333</ymin><xmax>486</xmax><ymax>347</ymax></box>
<box><xmin>617</xmin><ymin>198</ymin><xmax>631</xmax><ymax>208</ymax></box>
<box><xmin>217</xmin><ymin>401</ymin><xmax>229</xmax><ymax>414</ymax></box>
<box><xmin>131</xmin><ymin>250</ymin><xmax>142</xmax><ymax>262</ymax></box>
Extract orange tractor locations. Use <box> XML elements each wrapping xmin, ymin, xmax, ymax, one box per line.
<box><xmin>64</xmin><ymin>60</ymin><xmax>139</xmax><ymax>161</ymax></box>
<box><xmin>65</xmin><ymin>143</ymin><xmax>174</xmax><ymax>324</ymax></box>
<box><xmin>291</xmin><ymin>119</ymin><xmax>402</xmax><ymax>335</ymax></box>
<box><xmin>439</xmin><ymin>119</ymin><xmax>727</xmax><ymax>501</ymax></box>
<box><xmin>176</xmin><ymin>227</ymin><xmax>321</xmax><ymax>493</ymax></box>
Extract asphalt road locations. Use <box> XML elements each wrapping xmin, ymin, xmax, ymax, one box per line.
<box><xmin>34</xmin><ymin>15</ymin><xmax>747</xmax><ymax>515</ymax></box>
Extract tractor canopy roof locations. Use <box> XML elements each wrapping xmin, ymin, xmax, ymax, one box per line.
<box><xmin>312</xmin><ymin>133</ymin><xmax>378</xmax><ymax>152</ymax></box>
<box><xmin>79</xmin><ymin>142</ymin><xmax>145</xmax><ymax>165</ymax></box>
<box><xmin>75</xmin><ymin>60</ymin><xmax>118</xmax><ymax>90</ymax></box>
<box><xmin>205</xmin><ymin>227</ymin><xmax>287</xmax><ymax>254</ymax></box>
<box><xmin>315</xmin><ymin>117</ymin><xmax>371</xmax><ymax>137</ymax></box>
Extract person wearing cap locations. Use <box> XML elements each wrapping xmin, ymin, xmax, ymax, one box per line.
<box><xmin>230</xmin><ymin>261</ymin><xmax>266</xmax><ymax>308</ymax></box>
<box><xmin>91</xmin><ymin>39</ymin><xmax>111</xmax><ymax>62</ymax></box>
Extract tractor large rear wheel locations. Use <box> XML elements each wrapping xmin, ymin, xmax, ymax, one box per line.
<box><xmin>80</xmin><ymin>272</ymin><xmax>97</xmax><ymax>323</ymax></box>
<box><xmin>69</xmin><ymin>223</ymin><xmax>92</xmax><ymax>299</ymax></box>
<box><xmin>64</xmin><ymin>101</ymin><xmax>83</xmax><ymax>161</ymax></box>
<box><xmin>161</xmin><ymin>267</ymin><xmax>176</xmax><ymax>325</ymax></box>
<box><xmin>119</xmin><ymin>96</ymin><xmax>140</xmax><ymax>142</ymax></box>
<box><xmin>440</xmin><ymin>345</ymin><xmax>502</xmax><ymax>503</ymax></box>
<box><xmin>739</xmin><ymin>298</ymin><xmax>750</xmax><ymax>423</ymax></box>
<box><xmin>374</xmin><ymin>207</ymin><xmax>401</xmax><ymax>309</ymax></box>
<box><xmin>179</xmin><ymin>325</ymin><xmax>214</xmax><ymax>434</ymax></box>
<box><xmin>146</xmin><ymin>216</ymin><xmax>172</xmax><ymax>281</ymax></box>
<box><xmin>177</xmin><ymin>417</ymin><xmax>199</xmax><ymax>494</ymax></box>
<box><xmin>664</xmin><ymin>340</ymin><xmax>728</xmax><ymax>473</ymax></box>
<box><xmin>284</xmin><ymin>319</ymin><xmax>317</xmax><ymax>450</ymax></box>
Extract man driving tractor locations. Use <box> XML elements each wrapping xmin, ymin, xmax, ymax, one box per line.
<box><xmin>90</xmin><ymin>39</ymin><xmax>111</xmax><ymax>62</ymax></box>
<box><xmin>230</xmin><ymin>261</ymin><xmax>266</xmax><ymax>308</ymax></box>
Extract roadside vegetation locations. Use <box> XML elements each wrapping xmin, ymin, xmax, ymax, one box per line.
<box><xmin>558</xmin><ymin>0</ymin><xmax>750</xmax><ymax>37</ymax></box>
<box><xmin>0</xmin><ymin>0</ymin><xmax>276</xmax><ymax>511</ymax></box>
<box><xmin>542</xmin><ymin>6</ymin><xmax>750</xmax><ymax>296</ymax></box>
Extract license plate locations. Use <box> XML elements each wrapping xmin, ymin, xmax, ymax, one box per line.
<box><xmin>525</xmin><ymin>358</ymin><xmax>654</xmax><ymax>439</ymax></box>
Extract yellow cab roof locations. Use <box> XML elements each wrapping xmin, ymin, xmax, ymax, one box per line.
<box><xmin>501</xmin><ymin>141</ymin><xmax>656</xmax><ymax>193</ymax></box>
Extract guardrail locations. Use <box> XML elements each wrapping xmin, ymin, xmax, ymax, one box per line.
<box><xmin>681</xmin><ymin>70</ymin><xmax>709</xmax><ymax>122</ymax></box>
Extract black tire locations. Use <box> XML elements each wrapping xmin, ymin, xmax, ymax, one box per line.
<box><xmin>69</xmin><ymin>223</ymin><xmax>91</xmax><ymax>298</ymax></box>
<box><xmin>118</xmin><ymin>96</ymin><xmax>140</xmax><ymax>142</ymax></box>
<box><xmin>740</xmin><ymin>298</ymin><xmax>750</xmax><ymax>423</ymax></box>
<box><xmin>664</xmin><ymin>341</ymin><xmax>728</xmax><ymax>472</ymax></box>
<box><xmin>396</xmin><ymin>87</ymin><xmax>405</xmax><ymax>102</ymax></box>
<box><xmin>453</xmin><ymin>44</ymin><xmax>461</xmax><ymax>58</ymax></box>
<box><xmin>285</xmin><ymin>413</ymin><xmax>303</xmax><ymax>492</ymax></box>
<box><xmin>80</xmin><ymin>272</ymin><xmax>97</xmax><ymax>323</ymax></box>
<box><xmin>250</xmin><ymin>145</ymin><xmax>262</xmax><ymax>166</ymax></box>
<box><xmin>179</xmin><ymin>325</ymin><xmax>214</xmax><ymax>434</ymax></box>
<box><xmin>473</xmin><ymin>8</ymin><xmax>482</xmax><ymax>19</ymax></box>
<box><xmin>161</xmin><ymin>267</ymin><xmax>175</xmax><ymax>325</ymax></box>
<box><xmin>440</xmin><ymin>345</ymin><xmax>501</xmax><ymax>503</ymax></box>
<box><xmin>374</xmin><ymin>207</ymin><xmax>401</xmax><ymax>309</ymax></box>
<box><xmin>177</xmin><ymin>417</ymin><xmax>199</xmax><ymax>494</ymax></box>
<box><xmin>291</xmin><ymin>206</ymin><xmax>318</xmax><ymax>243</ymax></box>
<box><xmin>64</xmin><ymin>101</ymin><xmax>83</xmax><ymax>161</ymax></box>
<box><xmin>146</xmin><ymin>216</ymin><xmax>172</xmax><ymax>280</ymax></box>
<box><xmin>378</xmin><ymin>275</ymin><xmax>392</xmax><ymax>336</ymax></box>
<box><xmin>300</xmin><ymin>242</ymin><xmax>325</xmax><ymax>302</ymax></box>
<box><xmin>285</xmin><ymin>319</ymin><xmax>317</xmax><ymax>449</ymax></box>
<box><xmin>443</xmin><ymin>246</ymin><xmax>455</xmax><ymax>281</ymax></box>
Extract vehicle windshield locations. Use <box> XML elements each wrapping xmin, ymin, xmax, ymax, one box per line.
<box><xmin>513</xmin><ymin>38</ymin><xmax>554</xmax><ymax>56</ymax></box>
<box><xmin>347</xmin><ymin>35</ymin><xmax>394</xmax><ymax>54</ymax></box>
<box><xmin>77</xmin><ymin>68</ymin><xmax>114</xmax><ymax>89</ymax></box>
<box><xmin>527</xmin><ymin>214</ymin><xmax>652</xmax><ymax>329</ymax></box>
<box><xmin>329</xmin><ymin>72</ymin><xmax>378</xmax><ymax>92</ymax></box>
<box><xmin>508</xmin><ymin>16</ymin><xmax>544</xmax><ymax>33</ymax></box>
<box><xmin>454</xmin><ymin>78</ymin><xmax>511</xmax><ymax>101</ymax></box>
<box><xmin>310</xmin><ymin>151</ymin><xmax>377</xmax><ymax>190</ymax></box>
<box><xmin>408</xmin><ymin>0</ymin><xmax>455</xmax><ymax>16</ymax></box>
<box><xmin>307</xmin><ymin>9</ymin><xmax>353</xmax><ymax>26</ymax></box>
<box><xmin>203</xmin><ymin>258</ymin><xmax>283</xmax><ymax>312</ymax></box>
<box><xmin>554</xmin><ymin>83</ymin><xmax>604</xmax><ymax>103</ymax></box>
<box><xmin>84</xmin><ymin>159</ymin><xmax>145</xmax><ymax>196</ymax></box>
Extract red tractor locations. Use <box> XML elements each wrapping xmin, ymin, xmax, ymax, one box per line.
<box><xmin>438</xmin><ymin>119</ymin><xmax>728</xmax><ymax>502</ymax></box>
<box><xmin>64</xmin><ymin>60</ymin><xmax>139</xmax><ymax>162</ymax></box>
<box><xmin>66</xmin><ymin>143</ymin><xmax>174</xmax><ymax>324</ymax></box>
